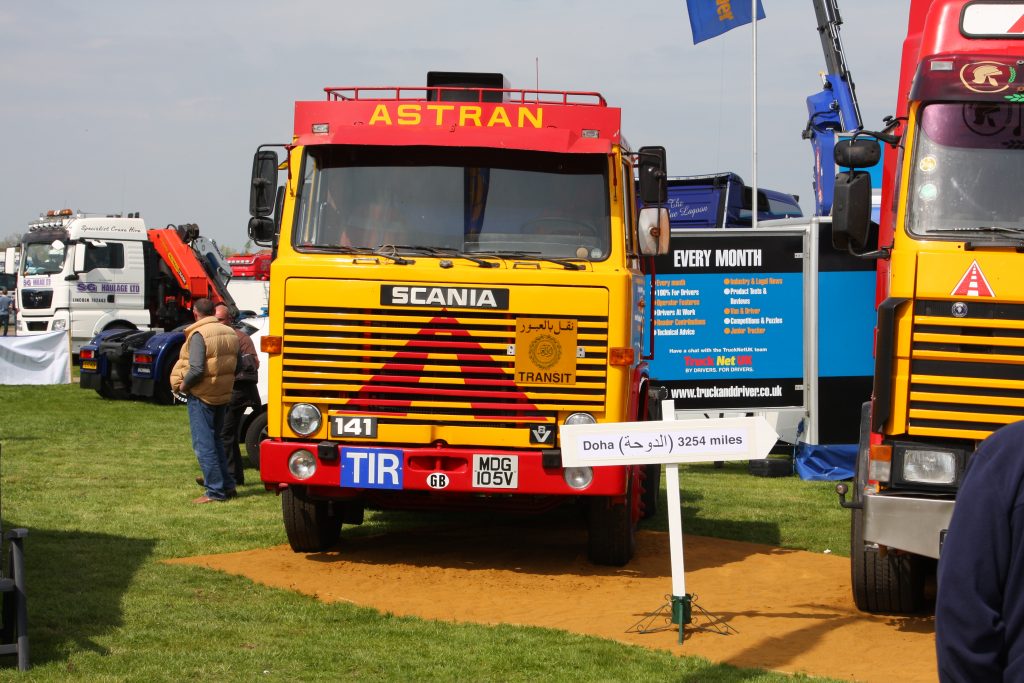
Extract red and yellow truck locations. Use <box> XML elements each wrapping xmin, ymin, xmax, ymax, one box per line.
<box><xmin>833</xmin><ymin>0</ymin><xmax>1024</xmax><ymax>612</ymax></box>
<box><xmin>246</xmin><ymin>72</ymin><xmax>670</xmax><ymax>565</ymax></box>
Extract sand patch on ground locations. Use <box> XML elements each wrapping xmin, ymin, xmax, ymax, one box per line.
<box><xmin>170</xmin><ymin>518</ymin><xmax>936</xmax><ymax>682</ymax></box>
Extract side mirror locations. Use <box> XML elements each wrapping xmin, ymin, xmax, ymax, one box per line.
<box><xmin>834</xmin><ymin>139</ymin><xmax>881</xmax><ymax>169</ymax></box>
<box><xmin>637</xmin><ymin>146</ymin><xmax>668</xmax><ymax>204</ymax></box>
<box><xmin>638</xmin><ymin>207</ymin><xmax>670</xmax><ymax>255</ymax></box>
<box><xmin>832</xmin><ymin>171</ymin><xmax>872</xmax><ymax>251</ymax></box>
<box><xmin>248</xmin><ymin>217</ymin><xmax>275</xmax><ymax>245</ymax></box>
<box><xmin>250</xmin><ymin>150</ymin><xmax>279</xmax><ymax>218</ymax></box>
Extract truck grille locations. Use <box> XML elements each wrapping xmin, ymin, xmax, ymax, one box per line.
<box><xmin>908</xmin><ymin>299</ymin><xmax>1024</xmax><ymax>439</ymax></box>
<box><xmin>21</xmin><ymin>289</ymin><xmax>52</xmax><ymax>310</ymax></box>
<box><xmin>281</xmin><ymin>305</ymin><xmax>609</xmax><ymax>429</ymax></box>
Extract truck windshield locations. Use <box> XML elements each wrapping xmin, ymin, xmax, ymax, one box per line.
<box><xmin>907</xmin><ymin>102</ymin><xmax>1024</xmax><ymax>240</ymax></box>
<box><xmin>293</xmin><ymin>146</ymin><xmax>611</xmax><ymax>260</ymax></box>
<box><xmin>22</xmin><ymin>241</ymin><xmax>67</xmax><ymax>275</ymax></box>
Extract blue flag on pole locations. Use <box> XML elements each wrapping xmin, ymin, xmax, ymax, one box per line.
<box><xmin>686</xmin><ymin>0</ymin><xmax>766</xmax><ymax>44</ymax></box>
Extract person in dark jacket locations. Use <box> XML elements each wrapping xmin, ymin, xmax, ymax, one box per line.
<box><xmin>935</xmin><ymin>419</ymin><xmax>1024</xmax><ymax>680</ymax></box>
<box><xmin>215</xmin><ymin>302</ymin><xmax>261</xmax><ymax>485</ymax></box>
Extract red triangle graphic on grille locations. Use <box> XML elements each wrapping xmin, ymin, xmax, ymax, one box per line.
<box><xmin>346</xmin><ymin>315</ymin><xmax>541</xmax><ymax>418</ymax></box>
<box><xmin>950</xmin><ymin>260</ymin><xmax>995</xmax><ymax>298</ymax></box>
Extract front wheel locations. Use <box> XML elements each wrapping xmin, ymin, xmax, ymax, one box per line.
<box><xmin>587</xmin><ymin>469</ymin><xmax>639</xmax><ymax>566</ymax></box>
<box><xmin>850</xmin><ymin>505</ymin><xmax>928</xmax><ymax>613</ymax></box>
<box><xmin>282</xmin><ymin>487</ymin><xmax>341</xmax><ymax>552</ymax></box>
<box><xmin>640</xmin><ymin>464</ymin><xmax>661</xmax><ymax>519</ymax></box>
<box><xmin>244</xmin><ymin>410</ymin><xmax>268</xmax><ymax>470</ymax></box>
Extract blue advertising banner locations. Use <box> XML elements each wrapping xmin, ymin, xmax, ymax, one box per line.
<box><xmin>686</xmin><ymin>0</ymin><xmax>766</xmax><ymax>44</ymax></box>
<box><xmin>647</xmin><ymin>233</ymin><xmax>804</xmax><ymax>409</ymax></box>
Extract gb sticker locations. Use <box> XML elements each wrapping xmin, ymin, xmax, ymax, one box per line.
<box><xmin>426</xmin><ymin>472</ymin><xmax>450</xmax><ymax>489</ymax></box>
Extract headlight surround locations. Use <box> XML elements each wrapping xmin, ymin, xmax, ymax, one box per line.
<box><xmin>891</xmin><ymin>442</ymin><xmax>966</xmax><ymax>488</ymax></box>
<box><xmin>288</xmin><ymin>449</ymin><xmax>317</xmax><ymax>480</ymax></box>
<box><xmin>288</xmin><ymin>403</ymin><xmax>322</xmax><ymax>436</ymax></box>
<box><xmin>563</xmin><ymin>466</ymin><xmax>594</xmax><ymax>490</ymax></box>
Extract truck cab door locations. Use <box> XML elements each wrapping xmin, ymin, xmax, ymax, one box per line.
<box><xmin>74</xmin><ymin>240</ymin><xmax>145</xmax><ymax>334</ymax></box>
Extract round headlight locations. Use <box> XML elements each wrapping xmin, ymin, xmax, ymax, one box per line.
<box><xmin>564</xmin><ymin>412</ymin><xmax>597</xmax><ymax>426</ymax></box>
<box><xmin>288</xmin><ymin>449</ymin><xmax>317</xmax><ymax>480</ymax></box>
<box><xmin>288</xmin><ymin>403</ymin><xmax>322</xmax><ymax>436</ymax></box>
<box><xmin>563</xmin><ymin>466</ymin><xmax>593</xmax><ymax>490</ymax></box>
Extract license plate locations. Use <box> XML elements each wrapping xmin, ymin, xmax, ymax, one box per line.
<box><xmin>340</xmin><ymin>447</ymin><xmax>403</xmax><ymax>489</ymax></box>
<box><xmin>473</xmin><ymin>454</ymin><xmax>518</xmax><ymax>489</ymax></box>
<box><xmin>330</xmin><ymin>415</ymin><xmax>378</xmax><ymax>439</ymax></box>
<box><xmin>81</xmin><ymin>360</ymin><xmax>97</xmax><ymax>371</ymax></box>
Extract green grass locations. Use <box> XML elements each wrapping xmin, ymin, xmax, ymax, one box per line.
<box><xmin>0</xmin><ymin>383</ymin><xmax>847</xmax><ymax>681</ymax></box>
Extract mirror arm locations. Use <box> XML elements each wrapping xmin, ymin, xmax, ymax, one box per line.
<box><xmin>850</xmin><ymin>243</ymin><xmax>892</xmax><ymax>261</ymax></box>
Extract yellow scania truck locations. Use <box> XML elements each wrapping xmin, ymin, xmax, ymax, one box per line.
<box><xmin>246</xmin><ymin>71</ymin><xmax>669</xmax><ymax>565</ymax></box>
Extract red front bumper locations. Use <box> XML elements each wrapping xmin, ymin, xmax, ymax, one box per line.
<box><xmin>260</xmin><ymin>440</ymin><xmax>628</xmax><ymax>497</ymax></box>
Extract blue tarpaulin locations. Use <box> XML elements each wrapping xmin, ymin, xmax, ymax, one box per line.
<box><xmin>685</xmin><ymin>0</ymin><xmax>766</xmax><ymax>44</ymax></box>
<box><xmin>795</xmin><ymin>442</ymin><xmax>856</xmax><ymax>481</ymax></box>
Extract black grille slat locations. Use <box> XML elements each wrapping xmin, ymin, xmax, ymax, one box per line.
<box><xmin>909</xmin><ymin>299</ymin><xmax>1024</xmax><ymax>435</ymax></box>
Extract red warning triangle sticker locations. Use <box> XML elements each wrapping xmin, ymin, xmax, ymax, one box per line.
<box><xmin>347</xmin><ymin>315</ymin><xmax>542</xmax><ymax>420</ymax></box>
<box><xmin>950</xmin><ymin>260</ymin><xmax>995</xmax><ymax>297</ymax></box>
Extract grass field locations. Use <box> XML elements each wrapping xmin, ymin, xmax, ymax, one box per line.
<box><xmin>0</xmin><ymin>382</ymin><xmax>847</xmax><ymax>681</ymax></box>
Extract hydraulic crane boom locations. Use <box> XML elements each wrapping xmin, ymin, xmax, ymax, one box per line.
<box><xmin>805</xmin><ymin>0</ymin><xmax>864</xmax><ymax>215</ymax></box>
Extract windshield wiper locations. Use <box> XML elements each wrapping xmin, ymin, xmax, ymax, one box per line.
<box><xmin>929</xmin><ymin>226</ymin><xmax>1024</xmax><ymax>237</ymax></box>
<box><xmin>391</xmin><ymin>245</ymin><xmax>499</xmax><ymax>268</ymax></box>
<box><xmin>298</xmin><ymin>244</ymin><xmax>412</xmax><ymax>265</ymax></box>
<box><xmin>468</xmin><ymin>250</ymin><xmax>583</xmax><ymax>271</ymax></box>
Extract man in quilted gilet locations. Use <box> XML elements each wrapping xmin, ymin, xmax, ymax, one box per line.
<box><xmin>170</xmin><ymin>297</ymin><xmax>240</xmax><ymax>503</ymax></box>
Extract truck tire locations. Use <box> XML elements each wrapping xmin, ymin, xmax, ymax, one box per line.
<box><xmin>282</xmin><ymin>486</ymin><xmax>341</xmax><ymax>552</ymax></box>
<box><xmin>151</xmin><ymin>360</ymin><xmax>175</xmax><ymax>405</ymax></box>
<box><xmin>244</xmin><ymin>410</ymin><xmax>268</xmax><ymax>470</ymax></box>
<box><xmin>848</xmin><ymin>401</ymin><xmax>927</xmax><ymax>613</ymax></box>
<box><xmin>640</xmin><ymin>463</ymin><xmax>661</xmax><ymax>519</ymax></box>
<box><xmin>850</xmin><ymin>506</ymin><xmax>927</xmax><ymax>613</ymax></box>
<box><xmin>97</xmin><ymin>377</ymin><xmax>131</xmax><ymax>400</ymax></box>
<box><xmin>587</xmin><ymin>469</ymin><xmax>638</xmax><ymax>566</ymax></box>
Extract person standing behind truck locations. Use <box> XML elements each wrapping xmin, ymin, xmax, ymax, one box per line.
<box><xmin>170</xmin><ymin>298</ymin><xmax>239</xmax><ymax>503</ymax></box>
<box><xmin>0</xmin><ymin>289</ymin><xmax>12</xmax><ymax>336</ymax></box>
<box><xmin>214</xmin><ymin>302</ymin><xmax>260</xmax><ymax>486</ymax></box>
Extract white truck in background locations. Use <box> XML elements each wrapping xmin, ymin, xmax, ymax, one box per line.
<box><xmin>16</xmin><ymin>209</ymin><xmax>231</xmax><ymax>353</ymax></box>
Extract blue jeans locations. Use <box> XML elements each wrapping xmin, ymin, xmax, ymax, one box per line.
<box><xmin>187</xmin><ymin>396</ymin><xmax>236</xmax><ymax>499</ymax></box>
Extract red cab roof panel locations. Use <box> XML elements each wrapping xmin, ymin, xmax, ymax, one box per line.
<box><xmin>292</xmin><ymin>86</ymin><xmax>621</xmax><ymax>154</ymax></box>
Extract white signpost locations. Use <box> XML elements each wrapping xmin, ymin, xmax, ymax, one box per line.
<box><xmin>560</xmin><ymin>407</ymin><xmax>778</xmax><ymax>638</ymax></box>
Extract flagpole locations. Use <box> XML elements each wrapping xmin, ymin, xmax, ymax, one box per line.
<box><xmin>751</xmin><ymin>0</ymin><xmax>758</xmax><ymax>229</ymax></box>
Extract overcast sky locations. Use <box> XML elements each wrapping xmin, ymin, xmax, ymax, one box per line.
<box><xmin>0</xmin><ymin>1</ymin><xmax>908</xmax><ymax>250</ymax></box>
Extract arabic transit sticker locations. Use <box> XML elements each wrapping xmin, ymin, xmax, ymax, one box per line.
<box><xmin>514</xmin><ymin>317</ymin><xmax>577</xmax><ymax>385</ymax></box>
